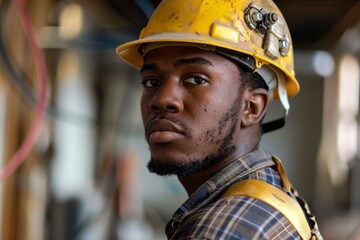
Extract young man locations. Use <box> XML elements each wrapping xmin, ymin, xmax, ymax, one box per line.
<box><xmin>116</xmin><ymin>0</ymin><xmax>323</xmax><ymax>239</ymax></box>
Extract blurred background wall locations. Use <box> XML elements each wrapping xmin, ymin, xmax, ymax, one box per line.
<box><xmin>0</xmin><ymin>0</ymin><xmax>360</xmax><ymax>239</ymax></box>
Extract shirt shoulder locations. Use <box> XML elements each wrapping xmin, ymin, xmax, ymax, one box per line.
<box><xmin>172</xmin><ymin>196</ymin><xmax>301</xmax><ymax>240</ymax></box>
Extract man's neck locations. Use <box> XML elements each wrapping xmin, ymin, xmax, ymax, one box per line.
<box><xmin>178</xmin><ymin>126</ymin><xmax>261</xmax><ymax>196</ymax></box>
<box><xmin>178</xmin><ymin>155</ymin><xmax>237</xmax><ymax>195</ymax></box>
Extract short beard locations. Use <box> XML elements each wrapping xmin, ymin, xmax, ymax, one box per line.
<box><xmin>147</xmin><ymin>123</ymin><xmax>236</xmax><ymax>177</ymax></box>
<box><xmin>146</xmin><ymin>95</ymin><xmax>241</xmax><ymax>177</ymax></box>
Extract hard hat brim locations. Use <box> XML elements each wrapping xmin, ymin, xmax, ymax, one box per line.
<box><xmin>116</xmin><ymin>33</ymin><xmax>300</xmax><ymax>98</ymax></box>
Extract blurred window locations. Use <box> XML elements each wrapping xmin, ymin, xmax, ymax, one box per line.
<box><xmin>337</xmin><ymin>55</ymin><xmax>359</xmax><ymax>165</ymax></box>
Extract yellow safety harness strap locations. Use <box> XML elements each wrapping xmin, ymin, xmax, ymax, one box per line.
<box><xmin>220</xmin><ymin>156</ymin><xmax>323</xmax><ymax>239</ymax></box>
<box><xmin>221</xmin><ymin>179</ymin><xmax>311</xmax><ymax>239</ymax></box>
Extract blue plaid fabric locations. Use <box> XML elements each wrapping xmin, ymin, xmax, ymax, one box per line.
<box><xmin>165</xmin><ymin>150</ymin><xmax>303</xmax><ymax>239</ymax></box>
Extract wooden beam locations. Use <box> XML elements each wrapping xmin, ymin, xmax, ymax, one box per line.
<box><xmin>0</xmin><ymin>0</ymin><xmax>53</xmax><ymax>240</ymax></box>
<box><xmin>1</xmin><ymin>78</ymin><xmax>24</xmax><ymax>240</ymax></box>
<box><xmin>316</xmin><ymin>1</ymin><xmax>360</xmax><ymax>48</ymax></box>
<box><xmin>0</xmin><ymin>2</ymin><xmax>26</xmax><ymax>239</ymax></box>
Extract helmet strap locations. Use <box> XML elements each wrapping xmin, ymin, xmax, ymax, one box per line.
<box><xmin>261</xmin><ymin>111</ymin><xmax>286</xmax><ymax>133</ymax></box>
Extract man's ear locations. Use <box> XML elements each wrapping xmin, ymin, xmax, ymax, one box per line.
<box><xmin>241</xmin><ymin>88</ymin><xmax>270</xmax><ymax>127</ymax></box>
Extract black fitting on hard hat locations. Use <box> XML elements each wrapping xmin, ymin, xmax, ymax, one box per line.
<box><xmin>215</xmin><ymin>47</ymin><xmax>257</xmax><ymax>72</ymax></box>
<box><xmin>215</xmin><ymin>47</ymin><xmax>286</xmax><ymax>134</ymax></box>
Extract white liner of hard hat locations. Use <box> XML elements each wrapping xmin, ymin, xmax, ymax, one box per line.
<box><xmin>256</xmin><ymin>65</ymin><xmax>290</xmax><ymax>115</ymax></box>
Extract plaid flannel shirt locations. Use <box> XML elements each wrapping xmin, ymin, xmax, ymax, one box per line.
<box><xmin>165</xmin><ymin>150</ymin><xmax>303</xmax><ymax>240</ymax></box>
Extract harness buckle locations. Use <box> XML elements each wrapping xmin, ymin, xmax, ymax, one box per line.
<box><xmin>311</xmin><ymin>229</ymin><xmax>323</xmax><ymax>240</ymax></box>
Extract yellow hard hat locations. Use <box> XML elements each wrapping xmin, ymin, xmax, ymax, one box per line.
<box><xmin>116</xmin><ymin>0</ymin><xmax>299</xmax><ymax>98</ymax></box>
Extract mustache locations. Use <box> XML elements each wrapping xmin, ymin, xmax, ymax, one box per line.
<box><xmin>145</xmin><ymin>116</ymin><xmax>191</xmax><ymax>137</ymax></box>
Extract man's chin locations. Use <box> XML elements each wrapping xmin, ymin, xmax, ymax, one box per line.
<box><xmin>146</xmin><ymin>159</ymin><xmax>194</xmax><ymax>177</ymax></box>
<box><xmin>146</xmin><ymin>154</ymin><xmax>227</xmax><ymax>177</ymax></box>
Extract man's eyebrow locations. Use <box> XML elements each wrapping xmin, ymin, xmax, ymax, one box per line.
<box><xmin>140</xmin><ymin>57</ymin><xmax>213</xmax><ymax>73</ymax></box>
<box><xmin>140</xmin><ymin>63</ymin><xmax>158</xmax><ymax>74</ymax></box>
<box><xmin>174</xmin><ymin>57</ymin><xmax>213</xmax><ymax>67</ymax></box>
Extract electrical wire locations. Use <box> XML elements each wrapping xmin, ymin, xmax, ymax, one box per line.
<box><xmin>0</xmin><ymin>1</ymin><xmax>122</xmax><ymax>129</ymax></box>
<box><xmin>0</xmin><ymin>2</ymin><xmax>37</xmax><ymax>104</ymax></box>
<box><xmin>0</xmin><ymin>35</ymin><xmax>113</xmax><ymax>129</ymax></box>
<box><xmin>0</xmin><ymin>1</ymin><xmax>143</xmax><ymax>237</ymax></box>
<box><xmin>0</xmin><ymin>6</ymin><xmax>121</xmax><ymax>130</ymax></box>
<box><xmin>0</xmin><ymin>0</ymin><xmax>137</xmax><ymax>130</ymax></box>
<box><xmin>0</xmin><ymin>0</ymin><xmax>47</xmax><ymax>181</ymax></box>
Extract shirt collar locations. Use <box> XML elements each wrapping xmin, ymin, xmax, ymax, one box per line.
<box><xmin>169</xmin><ymin>149</ymin><xmax>275</xmax><ymax>223</ymax></box>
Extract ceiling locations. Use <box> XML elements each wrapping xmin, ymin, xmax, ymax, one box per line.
<box><xmin>274</xmin><ymin>0</ymin><xmax>360</xmax><ymax>49</ymax></box>
<box><xmin>81</xmin><ymin>0</ymin><xmax>360</xmax><ymax>50</ymax></box>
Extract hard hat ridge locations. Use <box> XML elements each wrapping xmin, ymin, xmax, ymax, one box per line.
<box><xmin>116</xmin><ymin>0</ymin><xmax>298</xmax><ymax>132</ymax></box>
<box><xmin>116</xmin><ymin>0</ymin><xmax>299</xmax><ymax>99</ymax></box>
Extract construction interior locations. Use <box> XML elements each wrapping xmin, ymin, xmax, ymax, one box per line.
<box><xmin>1</xmin><ymin>0</ymin><xmax>360</xmax><ymax>239</ymax></box>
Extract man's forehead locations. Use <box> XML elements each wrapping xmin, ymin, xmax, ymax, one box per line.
<box><xmin>142</xmin><ymin>46</ymin><xmax>231</xmax><ymax>69</ymax></box>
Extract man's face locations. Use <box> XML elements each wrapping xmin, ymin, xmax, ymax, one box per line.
<box><xmin>140</xmin><ymin>46</ymin><xmax>245</xmax><ymax>177</ymax></box>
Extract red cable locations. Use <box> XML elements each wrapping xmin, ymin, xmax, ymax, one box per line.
<box><xmin>0</xmin><ymin>0</ymin><xmax>47</xmax><ymax>181</ymax></box>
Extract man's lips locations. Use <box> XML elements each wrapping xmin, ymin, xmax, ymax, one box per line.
<box><xmin>146</xmin><ymin>118</ymin><xmax>185</xmax><ymax>143</ymax></box>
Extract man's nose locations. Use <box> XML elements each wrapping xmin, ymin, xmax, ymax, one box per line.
<box><xmin>150</xmin><ymin>80</ymin><xmax>184</xmax><ymax>113</ymax></box>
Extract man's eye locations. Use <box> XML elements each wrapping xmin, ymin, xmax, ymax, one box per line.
<box><xmin>141</xmin><ymin>79</ymin><xmax>161</xmax><ymax>88</ymax></box>
<box><xmin>183</xmin><ymin>76</ymin><xmax>206</xmax><ymax>85</ymax></box>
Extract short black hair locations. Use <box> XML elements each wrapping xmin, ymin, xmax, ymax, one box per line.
<box><xmin>236</xmin><ymin>64</ymin><xmax>269</xmax><ymax>91</ymax></box>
